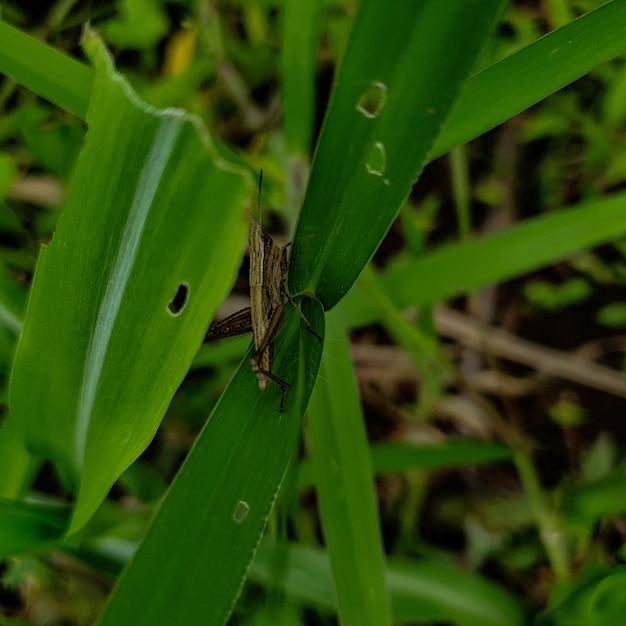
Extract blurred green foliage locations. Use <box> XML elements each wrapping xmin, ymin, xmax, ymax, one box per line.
<box><xmin>1</xmin><ymin>1</ymin><xmax>626</xmax><ymax>625</ymax></box>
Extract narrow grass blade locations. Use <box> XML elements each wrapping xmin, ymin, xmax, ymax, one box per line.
<box><xmin>96</xmin><ymin>298</ymin><xmax>324</xmax><ymax>626</ymax></box>
<box><xmin>338</xmin><ymin>191</ymin><xmax>626</xmax><ymax>330</ymax></box>
<box><xmin>370</xmin><ymin>440</ymin><xmax>511</xmax><ymax>473</ymax></box>
<box><xmin>289</xmin><ymin>0</ymin><xmax>505</xmax><ymax>309</ymax></box>
<box><xmin>382</xmin><ymin>191</ymin><xmax>626</xmax><ymax>309</ymax></box>
<box><xmin>9</xmin><ymin>34</ymin><xmax>249</xmax><ymax>533</ymax></box>
<box><xmin>297</xmin><ymin>440</ymin><xmax>512</xmax><ymax>490</ymax></box>
<box><xmin>433</xmin><ymin>0</ymin><xmax>626</xmax><ymax>157</ymax></box>
<box><xmin>308</xmin><ymin>308</ymin><xmax>391</xmax><ymax>626</ymax></box>
<box><xmin>0</xmin><ymin>19</ymin><xmax>93</xmax><ymax>118</ymax></box>
<box><xmin>281</xmin><ymin>0</ymin><xmax>323</xmax><ymax>156</ymax></box>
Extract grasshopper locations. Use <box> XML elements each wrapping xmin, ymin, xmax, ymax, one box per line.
<box><xmin>204</xmin><ymin>171</ymin><xmax>321</xmax><ymax>411</ymax></box>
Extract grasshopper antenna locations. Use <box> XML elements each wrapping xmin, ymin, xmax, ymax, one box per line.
<box><xmin>257</xmin><ymin>169</ymin><xmax>263</xmax><ymax>224</ymax></box>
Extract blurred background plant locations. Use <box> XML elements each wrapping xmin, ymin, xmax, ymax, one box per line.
<box><xmin>1</xmin><ymin>1</ymin><xmax>626</xmax><ymax>625</ymax></box>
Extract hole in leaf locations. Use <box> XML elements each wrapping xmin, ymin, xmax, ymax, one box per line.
<box><xmin>167</xmin><ymin>283</ymin><xmax>189</xmax><ymax>315</ymax></box>
<box><xmin>366</xmin><ymin>142</ymin><xmax>386</xmax><ymax>177</ymax></box>
<box><xmin>233</xmin><ymin>500</ymin><xmax>250</xmax><ymax>523</ymax></box>
<box><xmin>356</xmin><ymin>81</ymin><xmax>388</xmax><ymax>118</ymax></box>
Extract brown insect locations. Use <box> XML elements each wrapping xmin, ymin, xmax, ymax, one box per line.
<box><xmin>204</xmin><ymin>171</ymin><xmax>321</xmax><ymax>411</ymax></box>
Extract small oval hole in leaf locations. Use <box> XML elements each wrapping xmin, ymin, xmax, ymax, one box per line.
<box><xmin>356</xmin><ymin>81</ymin><xmax>388</xmax><ymax>118</ymax></box>
<box><xmin>233</xmin><ymin>500</ymin><xmax>250</xmax><ymax>523</ymax></box>
<box><xmin>167</xmin><ymin>283</ymin><xmax>189</xmax><ymax>315</ymax></box>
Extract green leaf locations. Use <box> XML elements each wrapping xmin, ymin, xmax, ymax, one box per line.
<box><xmin>281</xmin><ymin>0</ymin><xmax>323</xmax><ymax>156</ymax></box>
<box><xmin>96</xmin><ymin>298</ymin><xmax>324</xmax><ymax>626</ymax></box>
<box><xmin>564</xmin><ymin>467</ymin><xmax>626</xmax><ymax>523</ymax></box>
<box><xmin>3</xmin><ymin>1</ymin><xmax>625</xmax><ymax>161</ymax></box>
<box><xmin>250</xmin><ymin>540</ymin><xmax>528</xmax><ymax>626</ymax></box>
<box><xmin>298</xmin><ymin>440</ymin><xmax>512</xmax><ymax>490</ymax></box>
<box><xmin>341</xmin><ymin>191</ymin><xmax>626</xmax><ymax>330</ymax></box>
<box><xmin>308</xmin><ymin>308</ymin><xmax>391</xmax><ymax>626</ymax></box>
<box><xmin>371</xmin><ymin>440</ymin><xmax>512</xmax><ymax>473</ymax></box>
<box><xmin>433</xmin><ymin>0</ymin><xmax>626</xmax><ymax>157</ymax></box>
<box><xmin>0</xmin><ymin>498</ymin><xmax>69</xmax><ymax>556</ymax></box>
<box><xmin>99</xmin><ymin>0</ymin><xmax>169</xmax><ymax>50</ymax></box>
<box><xmin>9</xmin><ymin>34</ymin><xmax>249</xmax><ymax>534</ymax></box>
<box><xmin>0</xmin><ymin>19</ymin><xmax>93</xmax><ymax>119</ymax></box>
<box><xmin>289</xmin><ymin>0</ymin><xmax>505</xmax><ymax>309</ymax></box>
<box><xmin>387</xmin><ymin>556</ymin><xmax>528</xmax><ymax>626</ymax></box>
<box><xmin>0</xmin><ymin>151</ymin><xmax>18</xmax><ymax>198</ymax></box>
<box><xmin>382</xmin><ymin>192</ymin><xmax>626</xmax><ymax>309</ymax></box>
<box><xmin>0</xmin><ymin>417</ymin><xmax>38</xmax><ymax>500</ymax></box>
<box><xmin>0</xmin><ymin>261</ymin><xmax>25</xmax><ymax>336</ymax></box>
<box><xmin>597</xmin><ymin>302</ymin><xmax>626</xmax><ymax>328</ymax></box>
<box><xmin>524</xmin><ymin>278</ymin><xmax>592</xmax><ymax>312</ymax></box>
<box><xmin>3</xmin><ymin>1</ymin><xmax>625</xmax><ymax>156</ymax></box>
<box><xmin>536</xmin><ymin>567</ymin><xmax>626</xmax><ymax>626</ymax></box>
<box><xmin>15</xmin><ymin>105</ymin><xmax>84</xmax><ymax>179</ymax></box>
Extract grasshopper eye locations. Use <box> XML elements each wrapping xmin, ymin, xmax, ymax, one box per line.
<box><xmin>167</xmin><ymin>283</ymin><xmax>189</xmax><ymax>315</ymax></box>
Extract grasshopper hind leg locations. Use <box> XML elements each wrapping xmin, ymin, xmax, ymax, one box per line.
<box><xmin>283</xmin><ymin>290</ymin><xmax>322</xmax><ymax>344</ymax></box>
<box><xmin>249</xmin><ymin>353</ymin><xmax>290</xmax><ymax>412</ymax></box>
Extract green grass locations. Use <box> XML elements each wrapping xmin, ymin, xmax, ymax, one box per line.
<box><xmin>1</xmin><ymin>1</ymin><xmax>626</xmax><ymax>625</ymax></box>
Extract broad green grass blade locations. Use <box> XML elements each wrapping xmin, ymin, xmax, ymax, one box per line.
<box><xmin>308</xmin><ymin>308</ymin><xmax>391</xmax><ymax>626</ymax></box>
<box><xmin>0</xmin><ymin>19</ymin><xmax>93</xmax><ymax>118</ymax></box>
<box><xmin>96</xmin><ymin>298</ymin><xmax>324</xmax><ymax>626</ymax></box>
<box><xmin>281</xmin><ymin>0</ymin><xmax>323</xmax><ymax>156</ymax></box>
<box><xmin>9</xmin><ymin>34</ymin><xmax>249</xmax><ymax>534</ymax></box>
<box><xmin>250</xmin><ymin>540</ymin><xmax>528</xmax><ymax>626</ymax></box>
<box><xmin>433</xmin><ymin>0</ymin><xmax>626</xmax><ymax>157</ymax></box>
<box><xmin>289</xmin><ymin>0</ymin><xmax>505</xmax><ymax>309</ymax></box>
<box><xmin>382</xmin><ymin>191</ymin><xmax>626</xmax><ymax>309</ymax></box>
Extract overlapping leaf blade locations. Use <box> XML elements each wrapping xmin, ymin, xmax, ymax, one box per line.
<box><xmin>96</xmin><ymin>298</ymin><xmax>324</xmax><ymax>626</ymax></box>
<box><xmin>289</xmin><ymin>0</ymin><xmax>506</xmax><ymax>309</ymax></box>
